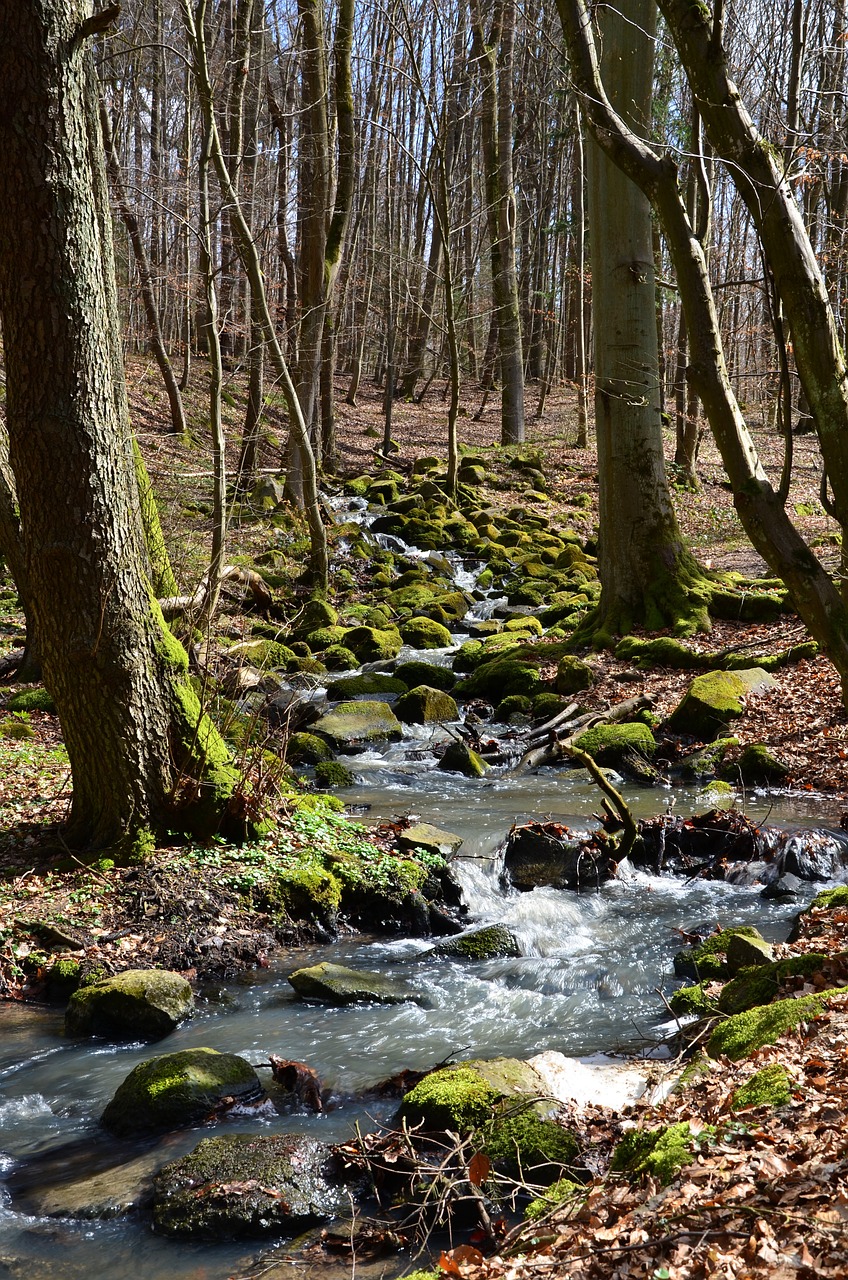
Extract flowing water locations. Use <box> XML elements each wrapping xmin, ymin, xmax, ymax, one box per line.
<box><xmin>2</xmin><ymin>515</ymin><xmax>845</xmax><ymax>1278</ymax></box>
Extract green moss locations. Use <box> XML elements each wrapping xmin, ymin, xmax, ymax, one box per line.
<box><xmin>395</xmin><ymin>661</ymin><xmax>456</xmax><ymax>692</ymax></box>
<box><xmin>667</xmin><ymin>670</ymin><xmax>747</xmax><ymax>739</ymax></box>
<box><xmin>266</xmin><ymin>862</ymin><xmax>342</xmax><ymax>922</ymax></box>
<box><xmin>525</xmin><ymin>1178</ymin><xmax>585</xmax><ymax>1220</ymax></box>
<box><xmin>322</xmin><ymin>645</ymin><xmax>358</xmax><ymax>671</ymax></box>
<box><xmin>707</xmin><ymin>990</ymin><xmax>840</xmax><ymax>1060</ymax></box>
<box><xmin>287</xmin><ymin>732</ymin><xmax>334</xmax><ymax>765</ymax></box>
<box><xmin>731</xmin><ymin>1064</ymin><xmax>792</xmax><ymax>1111</ymax></box>
<box><xmin>572</xmin><ymin>722</ymin><xmax>656</xmax><ymax>763</ymax></box>
<box><xmin>313</xmin><ymin>761</ymin><xmax>355</xmax><ymax>789</ymax></box>
<box><xmin>484</xmin><ymin>1109</ymin><xmax>579</xmax><ymax>1177</ymax></box>
<box><xmin>807</xmin><ymin>885</ymin><xmax>848</xmax><ymax>911</ymax></box>
<box><xmin>718</xmin><ymin>953</ymin><xmax>831</xmax><ymax>1016</ymax></box>
<box><xmin>736</xmin><ymin>743</ymin><xmax>789</xmax><ymax>783</ymax></box>
<box><xmin>611</xmin><ymin>1122</ymin><xmax>714</xmax><ymax>1185</ymax></box>
<box><xmin>496</xmin><ymin>694</ymin><xmax>532</xmax><ymax>720</ymax></box>
<box><xmin>399</xmin><ymin>1065</ymin><xmax>499</xmax><ymax>1132</ymax></box>
<box><xmin>329</xmin><ymin>673</ymin><xmax>407</xmax><ymax>698</ymax></box>
<box><xmin>395</xmin><ymin>685</ymin><xmax>459</xmax><ymax>724</ymax></box>
<box><xmin>669</xmin><ymin>982</ymin><xmax>716</xmax><ymax>1018</ymax></box>
<box><xmin>342</xmin><ymin>626</ymin><xmax>403</xmax><ymax>662</ymax></box>
<box><xmin>555</xmin><ymin>655</ymin><xmax>594</xmax><ymax>694</ymax></box>
<box><xmin>6</xmin><ymin>688</ymin><xmax>56</xmax><ymax>713</ymax></box>
<box><xmin>399</xmin><ymin>616</ymin><xmax>454</xmax><ymax>649</ymax></box>
<box><xmin>615</xmin><ymin>635</ymin><xmax>707</xmax><ymax>670</ymax></box>
<box><xmin>673</xmin><ymin>926</ymin><xmax>762</xmax><ymax>981</ymax></box>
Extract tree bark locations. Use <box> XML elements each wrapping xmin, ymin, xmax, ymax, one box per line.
<box><xmin>0</xmin><ymin>0</ymin><xmax>243</xmax><ymax>854</ymax></box>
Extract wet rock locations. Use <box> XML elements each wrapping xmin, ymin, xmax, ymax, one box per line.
<box><xmin>395</xmin><ymin>685</ymin><xmax>459</xmax><ymax>724</ymax></box>
<box><xmin>761</xmin><ymin>872</ymin><xmax>805</xmax><ymax>901</ymax></box>
<box><xmin>153</xmin><ymin>1133</ymin><xmax>349</xmax><ymax>1239</ymax></box>
<box><xmin>502</xmin><ymin>822</ymin><xmax>617</xmax><ymax>891</ymax></box>
<box><xmin>396</xmin><ymin>822</ymin><xmax>463</xmax><ymax>857</ymax></box>
<box><xmin>768</xmin><ymin>827</ymin><xmax>848</xmax><ymax>882</ymax></box>
<box><xmin>437</xmin><ymin>740</ymin><xmax>489</xmax><ymax>777</ymax></box>
<box><xmin>431</xmin><ymin>924</ymin><xmax>522</xmax><ymax>960</ymax></box>
<box><xmin>288</xmin><ymin>961</ymin><xmax>424</xmax><ymax>1006</ymax></box>
<box><xmin>102</xmin><ymin>1047</ymin><xmax>266</xmax><ymax>1136</ymax></box>
<box><xmin>65</xmin><ymin>969</ymin><xmax>194</xmax><ymax>1041</ymax></box>
<box><xmin>311</xmin><ymin>700</ymin><xmax>402</xmax><ymax>750</ymax></box>
<box><xmin>16</xmin><ymin>1148</ymin><xmax>164</xmax><ymax>1220</ymax></box>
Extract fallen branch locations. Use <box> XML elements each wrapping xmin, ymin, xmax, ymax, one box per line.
<box><xmin>564</xmin><ymin>744</ymin><xmax>639</xmax><ymax>862</ymax></box>
<box><xmin>159</xmin><ymin>565</ymin><xmax>272</xmax><ymax>618</ymax></box>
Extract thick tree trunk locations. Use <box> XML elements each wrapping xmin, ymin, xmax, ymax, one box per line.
<box><xmin>0</xmin><ymin>0</ymin><xmax>242</xmax><ymax>855</ymax></box>
<box><xmin>583</xmin><ymin>0</ymin><xmax>705</xmax><ymax>639</ymax></box>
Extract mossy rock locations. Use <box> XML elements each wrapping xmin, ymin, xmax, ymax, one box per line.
<box><xmin>678</xmin><ymin>737</ymin><xmax>738</xmax><ymax>780</ymax></box>
<box><xmin>438</xmin><ymin>741</ymin><xmax>489</xmax><ymax>777</ymax></box>
<box><xmin>395</xmin><ymin>661</ymin><xmax>456</xmax><ymax>692</ymax></box>
<box><xmin>288</xmin><ymin>962</ymin><xmax>423</xmax><ymax>1006</ymax></box>
<box><xmin>718</xmin><ymin>952</ymin><xmax>830</xmax><ymax>1016</ymax></box>
<box><xmin>725</xmin><ymin>931</ymin><xmax>774</xmax><ymax>974</ymax></box>
<box><xmin>615</xmin><ymin>635</ymin><xmax>707</xmax><ymax>670</ymax></box>
<box><xmin>710</xmin><ymin>587</ymin><xmax>785</xmax><ymax>622</ymax></box>
<box><xmin>503</xmin><ymin>615</ymin><xmax>543</xmax><ymax>636</ymax></box>
<box><xmin>152</xmin><ymin>1133</ymin><xmax>348</xmax><ymax>1239</ymax></box>
<box><xmin>322</xmin><ymin>644</ymin><xmax>359</xmax><ymax>671</ymax></box>
<box><xmin>735</xmin><ymin>742</ymin><xmax>790</xmax><ymax>784</ymax></box>
<box><xmin>457</xmin><ymin>657</ymin><xmax>542</xmax><ymax>700</ymax></box>
<box><xmin>432</xmin><ymin>924</ymin><xmax>522</xmax><ymax>960</ymax></box>
<box><xmin>286</xmin><ymin>655</ymin><xmax>327</xmax><ymax>676</ymax></box>
<box><xmin>730</xmin><ymin>1063</ymin><xmax>792</xmax><ymax>1111</ymax></box>
<box><xmin>525</xmin><ymin>1178</ymin><xmax>585</xmax><ymax>1221</ymax></box>
<box><xmin>329</xmin><ymin>673</ymin><xmax>408</xmax><ymax>699</ymax></box>
<box><xmin>397</xmin><ymin>1058</ymin><xmax>548</xmax><ymax>1133</ymax></box>
<box><xmin>313</xmin><ymin>761</ymin><xmax>355</xmax><ymax>788</ymax></box>
<box><xmin>425</xmin><ymin>590</ymin><xmax>469</xmax><ymax>623</ymax></box>
<box><xmin>266</xmin><ymin>864</ymin><xmax>341</xmax><ymax>926</ymax></box>
<box><xmin>304</xmin><ymin>626</ymin><xmax>348</xmax><ymax>650</ymax></box>
<box><xmin>668</xmin><ymin>982</ymin><xmax>716</xmax><ymax>1018</ymax></box>
<box><xmin>707</xmin><ymin>990</ymin><xmax>840</xmax><ymax>1060</ymax></box>
<box><xmin>395</xmin><ymin>685</ymin><xmax>459</xmax><ymax>724</ymax></box>
<box><xmin>532</xmin><ymin>692</ymin><xmax>569</xmax><ymax>720</ymax></box>
<box><xmin>485</xmin><ymin>1109</ymin><xmax>578</xmax><ymax>1179</ymax></box>
<box><xmin>387</xmin><ymin>584</ymin><xmax>437</xmax><ymax>612</ymax></box>
<box><xmin>312</xmin><ymin>701</ymin><xmax>402</xmax><ymax>749</ymax></box>
<box><xmin>298</xmin><ymin>599</ymin><xmax>338</xmax><ymax>632</ymax></box>
<box><xmin>287</xmin><ymin>732</ymin><xmax>334</xmax><ymax>765</ymax></box>
<box><xmin>65</xmin><ymin>970</ymin><xmax>194</xmax><ymax>1041</ymax></box>
<box><xmin>496</xmin><ymin>694</ymin><xmax>532</xmax><ymax>721</ymax></box>
<box><xmin>611</xmin><ymin>1122</ymin><xmax>713</xmax><ymax>1185</ymax></box>
<box><xmin>668</xmin><ymin>670</ymin><xmax>773</xmax><ymax>740</ymax></box>
<box><xmin>673</xmin><ymin>925</ymin><xmax>765</xmax><ymax>981</ymax></box>
<box><xmin>342</xmin><ymin>626</ymin><xmax>403</xmax><ymax>662</ymax></box>
<box><xmin>5</xmin><ymin>687</ymin><xmax>56</xmax><ymax>713</ymax></box>
<box><xmin>102</xmin><ymin>1048</ymin><xmax>265</xmax><ymax>1136</ymax></box>
<box><xmin>572</xmin><ymin>722</ymin><xmax>656</xmax><ymax>764</ymax></box>
<box><xmin>399</xmin><ymin>616</ymin><xmax>454</xmax><ymax>649</ymax></box>
<box><xmin>555</xmin><ymin>655</ymin><xmax>594</xmax><ymax>694</ymax></box>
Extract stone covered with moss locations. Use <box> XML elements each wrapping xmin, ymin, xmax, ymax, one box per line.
<box><xmin>667</xmin><ymin>670</ymin><xmax>749</xmax><ymax>739</ymax></box>
<box><xmin>312</xmin><ymin>700</ymin><xmax>403</xmax><ymax>749</ymax></box>
<box><xmin>731</xmin><ymin>1063</ymin><xmax>792</xmax><ymax>1111</ymax></box>
<box><xmin>736</xmin><ymin>743</ymin><xmax>790</xmax><ymax>784</ymax></box>
<box><xmin>717</xmin><ymin>952</ymin><xmax>831</xmax><ymax>1015</ymax></box>
<box><xmin>707</xmin><ymin>989</ymin><xmax>840</xmax><ymax>1060</ymax></box>
<box><xmin>668</xmin><ymin>982</ymin><xmax>716</xmax><ymax>1018</ymax></box>
<box><xmin>65</xmin><ymin>969</ymin><xmax>193</xmax><ymax>1041</ymax></box>
<box><xmin>153</xmin><ymin>1133</ymin><xmax>349</xmax><ymax>1239</ymax></box>
<box><xmin>342</xmin><ymin>626</ymin><xmax>403</xmax><ymax>662</ymax></box>
<box><xmin>555</xmin><ymin>655</ymin><xmax>594</xmax><ymax>694</ymax></box>
<box><xmin>395</xmin><ymin>685</ymin><xmax>459</xmax><ymax>724</ymax></box>
<box><xmin>102</xmin><ymin>1048</ymin><xmax>265</xmax><ymax>1135</ymax></box>
<box><xmin>432</xmin><ymin>924</ymin><xmax>522</xmax><ymax>960</ymax></box>
<box><xmin>313</xmin><ymin>761</ymin><xmax>355</xmax><ymax>789</ymax></box>
<box><xmin>673</xmin><ymin>925</ymin><xmax>766</xmax><ymax>981</ymax></box>
<box><xmin>397</xmin><ymin>1057</ymin><xmax>549</xmax><ymax>1133</ymax></box>
<box><xmin>396</xmin><ymin>822</ymin><xmax>462</xmax><ymax>857</ymax></box>
<box><xmin>328</xmin><ymin>672</ymin><xmax>408</xmax><ymax>699</ymax></box>
<box><xmin>611</xmin><ymin>1121</ymin><xmax>714</xmax><ymax>1185</ymax></box>
<box><xmin>287</xmin><ymin>732</ymin><xmax>334</xmax><ymax>765</ymax></box>
<box><xmin>437</xmin><ymin>740</ymin><xmax>489</xmax><ymax>777</ymax></box>
<box><xmin>484</xmin><ymin>1107</ymin><xmax>578</xmax><ymax>1178</ymax></box>
<box><xmin>572</xmin><ymin>722</ymin><xmax>656</xmax><ymax>764</ymax></box>
<box><xmin>5</xmin><ymin>687</ymin><xmax>56</xmax><ymax>712</ymax></box>
<box><xmin>399</xmin><ymin>616</ymin><xmax>454</xmax><ymax>649</ymax></box>
<box><xmin>395</xmin><ymin>661</ymin><xmax>456</xmax><ymax>692</ymax></box>
<box><xmin>288</xmin><ymin>961</ymin><xmax>423</xmax><ymax>1006</ymax></box>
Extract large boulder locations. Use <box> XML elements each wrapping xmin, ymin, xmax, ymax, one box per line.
<box><xmin>153</xmin><ymin>1133</ymin><xmax>349</xmax><ymax>1239</ymax></box>
<box><xmin>502</xmin><ymin>821</ymin><xmax>617</xmax><ymax>891</ymax></box>
<box><xmin>668</xmin><ymin>668</ymin><xmax>775</xmax><ymax>740</ymax></box>
<box><xmin>342</xmin><ymin>626</ymin><xmax>403</xmax><ymax>662</ymax></box>
<box><xmin>65</xmin><ymin>969</ymin><xmax>194</xmax><ymax>1041</ymax></box>
<box><xmin>395</xmin><ymin>685</ymin><xmax>459</xmax><ymax>724</ymax></box>
<box><xmin>288</xmin><ymin>961</ymin><xmax>424</xmax><ymax>1006</ymax></box>
<box><xmin>399</xmin><ymin>616</ymin><xmax>454</xmax><ymax>649</ymax></box>
<box><xmin>311</xmin><ymin>700</ymin><xmax>402</xmax><ymax>750</ymax></box>
<box><xmin>101</xmin><ymin>1048</ymin><xmax>266</xmax><ymax>1136</ymax></box>
<box><xmin>395</xmin><ymin>660</ymin><xmax>456</xmax><ymax>692</ymax></box>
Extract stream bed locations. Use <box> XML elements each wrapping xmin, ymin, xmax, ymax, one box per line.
<box><xmin>1</xmin><ymin>764</ymin><xmax>842</xmax><ymax>1280</ymax></box>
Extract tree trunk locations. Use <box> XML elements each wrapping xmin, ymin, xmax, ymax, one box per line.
<box><xmin>0</xmin><ymin>0</ymin><xmax>243</xmax><ymax>855</ymax></box>
<box><xmin>583</xmin><ymin>0</ymin><xmax>705</xmax><ymax>639</ymax></box>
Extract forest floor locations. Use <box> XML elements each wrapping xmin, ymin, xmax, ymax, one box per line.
<box><xmin>2</xmin><ymin>365</ymin><xmax>848</xmax><ymax>1276</ymax></box>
